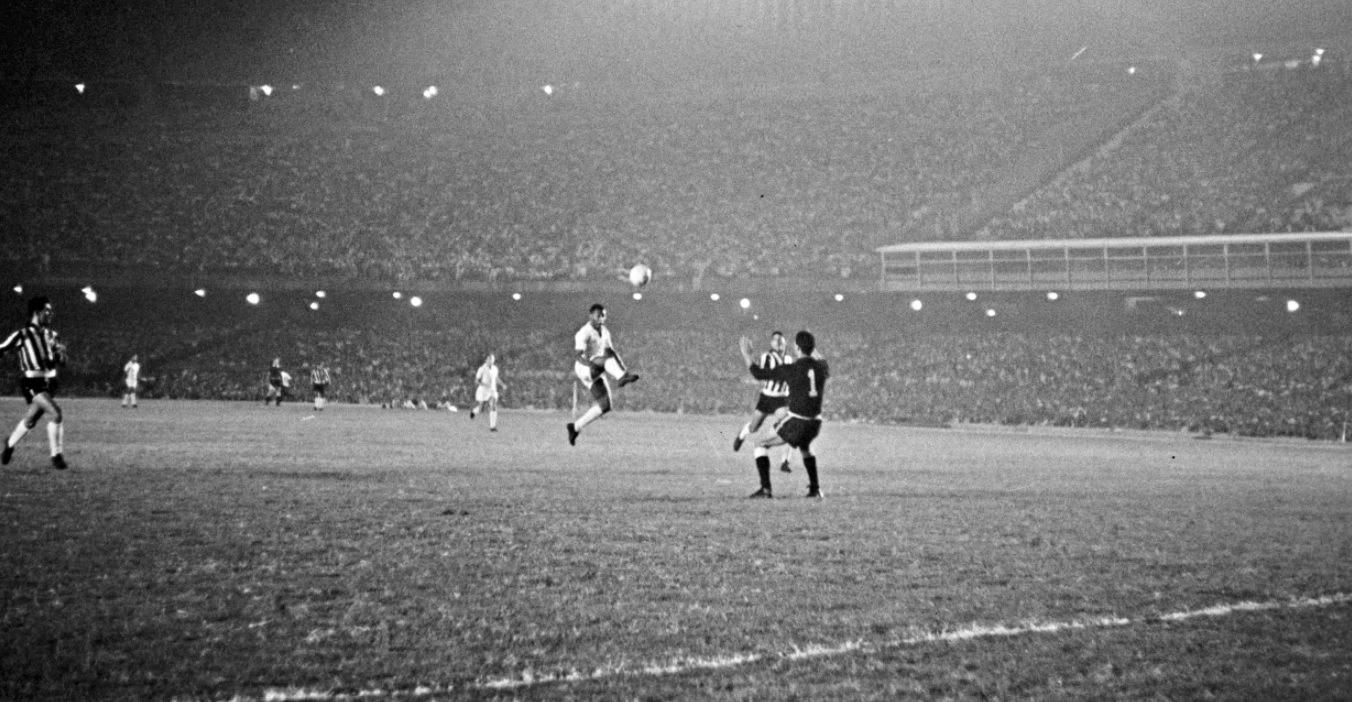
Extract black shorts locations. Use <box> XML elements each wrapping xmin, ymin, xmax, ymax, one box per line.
<box><xmin>313</xmin><ymin>383</ymin><xmax>328</xmax><ymax>395</ymax></box>
<box><xmin>588</xmin><ymin>376</ymin><xmax>610</xmax><ymax>402</ymax></box>
<box><xmin>20</xmin><ymin>376</ymin><xmax>56</xmax><ymax>404</ymax></box>
<box><xmin>755</xmin><ymin>394</ymin><xmax>789</xmax><ymax>415</ymax></box>
<box><xmin>775</xmin><ymin>416</ymin><xmax>821</xmax><ymax>450</ymax></box>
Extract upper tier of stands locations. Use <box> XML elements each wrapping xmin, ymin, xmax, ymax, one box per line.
<box><xmin>5</xmin><ymin>57</ymin><xmax>1347</xmax><ymax>288</ymax></box>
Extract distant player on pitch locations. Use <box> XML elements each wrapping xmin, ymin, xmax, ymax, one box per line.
<box><xmin>1</xmin><ymin>295</ymin><xmax>69</xmax><ymax>469</ymax></box>
<box><xmin>739</xmin><ymin>330</ymin><xmax>829</xmax><ymax>499</ymax></box>
<box><xmin>566</xmin><ymin>303</ymin><xmax>640</xmax><ymax>446</ymax></box>
<box><xmin>732</xmin><ymin>330</ymin><xmax>795</xmax><ymax>473</ymax></box>
<box><xmin>469</xmin><ymin>353</ymin><xmax>507</xmax><ymax>432</ymax></box>
<box><xmin>122</xmin><ymin>354</ymin><xmax>141</xmax><ymax>408</ymax></box>
<box><xmin>265</xmin><ymin>358</ymin><xmax>287</xmax><ymax>406</ymax></box>
<box><xmin>310</xmin><ymin>361</ymin><xmax>332</xmax><ymax>411</ymax></box>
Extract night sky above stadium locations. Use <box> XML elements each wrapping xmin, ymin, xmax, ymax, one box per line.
<box><xmin>2</xmin><ymin>0</ymin><xmax>1350</xmax><ymax>85</ymax></box>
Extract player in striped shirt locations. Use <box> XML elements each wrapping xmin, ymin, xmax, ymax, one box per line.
<box><xmin>1</xmin><ymin>296</ymin><xmax>69</xmax><ymax>469</ymax></box>
<box><xmin>310</xmin><ymin>362</ymin><xmax>332</xmax><ymax>411</ymax></box>
<box><xmin>566</xmin><ymin>303</ymin><xmax>640</xmax><ymax>446</ymax></box>
<box><xmin>732</xmin><ymin>330</ymin><xmax>795</xmax><ymax>473</ymax></box>
<box><xmin>739</xmin><ymin>330</ymin><xmax>829</xmax><ymax>499</ymax></box>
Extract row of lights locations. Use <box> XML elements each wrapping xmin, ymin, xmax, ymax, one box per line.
<box><xmin>11</xmin><ymin>284</ymin><xmax>1306</xmax><ymax>315</ymax></box>
<box><xmin>65</xmin><ymin>48</ymin><xmax>1330</xmax><ymax>104</ymax></box>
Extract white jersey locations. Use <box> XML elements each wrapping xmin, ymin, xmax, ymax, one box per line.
<box><xmin>474</xmin><ymin>362</ymin><xmax>500</xmax><ymax>402</ymax></box>
<box><xmin>574</xmin><ymin>322</ymin><xmax>614</xmax><ymax>363</ymax></box>
<box><xmin>574</xmin><ymin>322</ymin><xmax>618</xmax><ymax>385</ymax></box>
<box><xmin>124</xmin><ymin>360</ymin><xmax>141</xmax><ymax>388</ymax></box>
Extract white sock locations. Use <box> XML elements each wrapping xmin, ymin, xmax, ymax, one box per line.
<box><xmin>489</xmin><ymin>410</ymin><xmax>497</xmax><ymax>429</ymax></box>
<box><xmin>575</xmin><ymin>405</ymin><xmax>604</xmax><ymax>431</ymax></box>
<box><xmin>8</xmin><ymin>421</ymin><xmax>28</xmax><ymax>449</ymax></box>
<box><xmin>738</xmin><ymin>422</ymin><xmax>751</xmax><ymax>440</ymax></box>
<box><xmin>47</xmin><ymin>421</ymin><xmax>62</xmax><ymax>456</ymax></box>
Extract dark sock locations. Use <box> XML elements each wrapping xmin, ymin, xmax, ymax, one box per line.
<box><xmin>755</xmin><ymin>455</ymin><xmax>772</xmax><ymax>491</ymax></box>
<box><xmin>804</xmin><ymin>455</ymin><xmax>819</xmax><ymax>490</ymax></box>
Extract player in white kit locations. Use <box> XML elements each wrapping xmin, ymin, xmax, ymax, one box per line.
<box><xmin>566</xmin><ymin>303</ymin><xmax>639</xmax><ymax>446</ymax></box>
<box><xmin>469</xmin><ymin>353</ymin><xmax>507</xmax><ymax>431</ymax></box>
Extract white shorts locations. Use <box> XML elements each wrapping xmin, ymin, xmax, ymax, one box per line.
<box><xmin>475</xmin><ymin>386</ymin><xmax>497</xmax><ymax>403</ymax></box>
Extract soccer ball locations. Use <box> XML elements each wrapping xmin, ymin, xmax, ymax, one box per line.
<box><xmin>628</xmin><ymin>264</ymin><xmax>652</xmax><ymax>287</ymax></box>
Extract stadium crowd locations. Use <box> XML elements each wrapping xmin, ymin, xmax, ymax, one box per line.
<box><xmin>979</xmin><ymin>67</ymin><xmax>1352</xmax><ymax>240</ymax></box>
<box><xmin>6</xmin><ymin>63</ymin><xmax>1349</xmax><ymax>289</ymax></box>
<box><xmin>6</xmin><ymin>66</ymin><xmax>1169</xmax><ymax>284</ymax></box>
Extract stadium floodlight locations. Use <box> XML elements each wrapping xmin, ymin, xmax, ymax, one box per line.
<box><xmin>709</xmin><ymin>293</ymin><xmax>720</xmax><ymax>302</ymax></box>
<box><xmin>373</xmin><ymin>86</ymin><xmax>386</xmax><ymax>96</ymax></box>
<box><xmin>1046</xmin><ymin>291</ymin><xmax>1059</xmax><ymax>301</ymax></box>
<box><xmin>965</xmin><ymin>291</ymin><xmax>978</xmax><ymax>301</ymax></box>
<box><xmin>632</xmin><ymin>292</ymin><xmax>643</xmax><ymax>301</ymax></box>
<box><xmin>309</xmin><ymin>302</ymin><xmax>320</xmax><ymax>311</ymax></box>
<box><xmin>260</xmin><ymin>85</ymin><xmax>274</xmax><ymax>97</ymax></box>
<box><xmin>194</xmin><ymin>288</ymin><xmax>206</xmax><ymax>297</ymax></box>
<box><xmin>81</xmin><ymin>285</ymin><xmax>97</xmax><ymax>303</ymax></box>
<box><xmin>542</xmin><ymin>85</ymin><xmax>553</xmax><ymax>95</ymax></box>
<box><xmin>74</xmin><ymin>83</ymin><xmax>86</xmax><ymax>94</ymax></box>
<box><xmin>985</xmin><ymin>308</ymin><xmax>997</xmax><ymax>317</ymax></box>
<box><xmin>409</xmin><ymin>296</ymin><xmax>423</xmax><ymax>308</ymax></box>
<box><xmin>246</xmin><ymin>292</ymin><xmax>260</xmax><ymax>305</ymax></box>
<box><xmin>1253</xmin><ymin>53</ymin><xmax>1263</xmax><ymax>63</ymax></box>
<box><xmin>1127</xmin><ymin>66</ymin><xmax>1137</xmax><ymax>75</ymax></box>
<box><xmin>739</xmin><ymin>298</ymin><xmax>751</xmax><ymax>310</ymax></box>
<box><xmin>1286</xmin><ymin>299</ymin><xmax>1301</xmax><ymax>313</ymax></box>
<box><xmin>910</xmin><ymin>299</ymin><xmax>923</xmax><ymax>311</ymax></box>
<box><xmin>315</xmin><ymin>290</ymin><xmax>326</xmax><ymax>298</ymax></box>
<box><xmin>13</xmin><ymin>285</ymin><xmax>22</xmax><ymax>294</ymax></box>
<box><xmin>834</xmin><ymin>294</ymin><xmax>845</xmax><ymax>302</ymax></box>
<box><xmin>423</xmin><ymin>86</ymin><xmax>438</xmax><ymax>99</ymax></box>
<box><xmin>392</xmin><ymin>291</ymin><xmax>403</xmax><ymax>300</ymax></box>
<box><xmin>511</xmin><ymin>292</ymin><xmax>522</xmax><ymax>301</ymax></box>
<box><xmin>1194</xmin><ymin>290</ymin><xmax>1207</xmax><ymax>299</ymax></box>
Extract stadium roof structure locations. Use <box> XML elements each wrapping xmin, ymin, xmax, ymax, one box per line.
<box><xmin>876</xmin><ymin>232</ymin><xmax>1352</xmax><ymax>292</ymax></box>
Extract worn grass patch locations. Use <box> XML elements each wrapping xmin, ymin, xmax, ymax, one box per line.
<box><xmin>1</xmin><ymin>399</ymin><xmax>1349</xmax><ymax>700</ymax></box>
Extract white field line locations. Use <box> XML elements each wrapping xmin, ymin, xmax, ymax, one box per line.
<box><xmin>208</xmin><ymin>592</ymin><xmax>1351</xmax><ymax>702</ymax></box>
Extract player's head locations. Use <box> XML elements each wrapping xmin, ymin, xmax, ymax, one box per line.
<box><xmin>794</xmin><ymin>330</ymin><xmax>815</xmax><ymax>357</ymax></box>
<box><xmin>271</xmin><ymin>357</ymin><xmax>280</xmax><ymax>367</ymax></box>
<box><xmin>588</xmin><ymin>303</ymin><xmax>607</xmax><ymax>326</ymax></box>
<box><xmin>27</xmin><ymin>295</ymin><xmax>50</xmax><ymax>314</ymax></box>
<box><xmin>485</xmin><ymin>353</ymin><xmax>495</xmax><ymax>365</ymax></box>
<box><xmin>769</xmin><ymin>330</ymin><xmax>785</xmax><ymax>352</ymax></box>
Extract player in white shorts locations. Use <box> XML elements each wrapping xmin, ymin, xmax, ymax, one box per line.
<box><xmin>469</xmin><ymin>353</ymin><xmax>507</xmax><ymax>431</ymax></box>
<box><xmin>566</xmin><ymin>303</ymin><xmax>639</xmax><ymax>446</ymax></box>
<box><xmin>122</xmin><ymin>354</ymin><xmax>141</xmax><ymax>408</ymax></box>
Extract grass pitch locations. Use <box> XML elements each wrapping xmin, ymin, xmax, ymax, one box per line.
<box><xmin>1</xmin><ymin>399</ymin><xmax>1349</xmax><ymax>700</ymax></box>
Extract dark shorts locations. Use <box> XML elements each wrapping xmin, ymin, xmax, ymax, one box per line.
<box><xmin>755</xmin><ymin>394</ymin><xmax>789</xmax><ymax>415</ymax></box>
<box><xmin>588</xmin><ymin>376</ymin><xmax>610</xmax><ymax>402</ymax></box>
<box><xmin>20</xmin><ymin>376</ymin><xmax>56</xmax><ymax>404</ymax></box>
<box><xmin>775</xmin><ymin>416</ymin><xmax>821</xmax><ymax>450</ymax></box>
<box><xmin>313</xmin><ymin>383</ymin><xmax>328</xmax><ymax>395</ymax></box>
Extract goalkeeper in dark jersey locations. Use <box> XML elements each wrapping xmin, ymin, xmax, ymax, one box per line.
<box><xmin>738</xmin><ymin>330</ymin><xmax>829</xmax><ymax>499</ymax></box>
